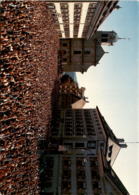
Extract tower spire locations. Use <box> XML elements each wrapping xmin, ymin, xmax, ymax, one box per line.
<box><xmin>118</xmin><ymin>37</ymin><xmax>130</xmax><ymax>41</ymax></box>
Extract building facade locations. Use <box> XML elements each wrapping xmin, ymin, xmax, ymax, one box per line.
<box><xmin>39</xmin><ymin>108</ymin><xmax>129</xmax><ymax>195</ymax></box>
<box><xmin>47</xmin><ymin>1</ymin><xmax>120</xmax><ymax>39</ymax></box>
<box><xmin>60</xmin><ymin>30</ymin><xmax>119</xmax><ymax>72</ymax></box>
<box><xmin>60</xmin><ymin>38</ymin><xmax>104</xmax><ymax>73</ymax></box>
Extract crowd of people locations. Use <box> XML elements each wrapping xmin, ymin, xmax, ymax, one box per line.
<box><xmin>0</xmin><ymin>1</ymin><xmax>59</xmax><ymax>194</ymax></box>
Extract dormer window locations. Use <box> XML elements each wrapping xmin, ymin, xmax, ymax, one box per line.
<box><xmin>108</xmin><ymin>151</ymin><xmax>112</xmax><ymax>157</ymax></box>
<box><xmin>109</xmin><ymin>145</ymin><xmax>113</xmax><ymax>151</ymax></box>
<box><xmin>108</xmin><ymin>145</ymin><xmax>113</xmax><ymax>157</ymax></box>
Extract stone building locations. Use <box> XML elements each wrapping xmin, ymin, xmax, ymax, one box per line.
<box><xmin>39</xmin><ymin>107</ymin><xmax>129</xmax><ymax>195</ymax></box>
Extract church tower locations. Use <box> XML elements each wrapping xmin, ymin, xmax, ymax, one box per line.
<box><xmin>95</xmin><ymin>31</ymin><xmax>118</xmax><ymax>46</ymax></box>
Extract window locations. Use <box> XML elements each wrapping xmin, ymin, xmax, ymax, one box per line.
<box><xmin>45</xmin><ymin>182</ymin><xmax>52</xmax><ymax>188</ymax></box>
<box><xmin>65</xmin><ymin>132</ymin><xmax>72</xmax><ymax>136</ymax></box>
<box><xmin>100</xmin><ymin>142</ymin><xmax>104</xmax><ymax>148</ymax></box>
<box><xmin>76</xmin><ymin>132</ymin><xmax>83</xmax><ymax>136</ymax></box>
<box><xmin>46</xmin><ymin>158</ymin><xmax>54</xmax><ymax>168</ymax></box>
<box><xmin>102</xmin><ymin>33</ymin><xmax>108</xmax><ymax>38</ymax></box>
<box><xmin>63</xmin><ymin>43</ymin><xmax>68</xmax><ymax>47</ymax></box>
<box><xmin>109</xmin><ymin>145</ymin><xmax>113</xmax><ymax>151</ymax></box>
<box><xmin>108</xmin><ymin>151</ymin><xmax>112</xmax><ymax>157</ymax></box>
<box><xmin>103</xmin><ymin>10</ymin><xmax>107</xmax><ymax>16</ymax></box>
<box><xmin>107</xmin><ymin>1</ymin><xmax>112</xmax><ymax>8</ymax></box>
<box><xmin>76</xmin><ymin>160</ymin><xmax>83</xmax><ymax>167</ymax></box>
<box><xmin>77</xmin><ymin>170</ymin><xmax>85</xmax><ymax>177</ymax></box>
<box><xmin>88</xmin><ymin>132</ymin><xmax>96</xmax><ymax>136</ymax></box>
<box><xmin>74</xmin><ymin>50</ymin><xmax>81</xmax><ymax>54</ymax></box>
<box><xmin>63</xmin><ymin>169</ymin><xmax>71</xmax><ymax>175</ymax></box>
<box><xmin>63</xmin><ymin>50</ymin><xmax>67</xmax><ymax>54</ymax></box>
<box><xmin>62</xmin><ymin>181</ymin><xmax>71</xmax><ymax>188</ymax></box>
<box><xmin>52</xmin><ymin>129</ymin><xmax>58</xmax><ymax>136</ymax></box>
<box><xmin>108</xmin><ymin>145</ymin><xmax>113</xmax><ymax>157</ymax></box>
<box><xmin>77</xmin><ymin>182</ymin><xmax>86</xmax><ymax>189</ymax></box>
<box><xmin>63</xmin><ymin>58</ymin><xmax>67</xmax><ymax>62</ymax></box>
<box><xmin>90</xmin><ymin>161</ymin><xmax>97</xmax><ymax>167</ymax></box>
<box><xmin>101</xmin><ymin>38</ymin><xmax>107</xmax><ymax>42</ymax></box>
<box><xmin>109</xmin><ymin>192</ymin><xmax>114</xmax><ymax>195</ymax></box>
<box><xmin>84</xmin><ymin>50</ymin><xmax>90</xmax><ymax>55</ymax></box>
<box><xmin>63</xmin><ymin>159</ymin><xmax>71</xmax><ymax>166</ymax></box>
<box><xmin>93</xmin><ymin>181</ymin><xmax>99</xmax><ymax>188</ymax></box>
<box><xmin>88</xmin><ymin>141</ymin><xmax>96</xmax><ymax>148</ymax></box>
<box><xmin>46</xmin><ymin>170</ymin><xmax>53</xmax><ymax>177</ymax></box>
<box><xmin>75</xmin><ymin>142</ymin><xmax>84</xmax><ymax>148</ymax></box>
<box><xmin>64</xmin><ymin>143</ymin><xmax>73</xmax><ymax>148</ymax></box>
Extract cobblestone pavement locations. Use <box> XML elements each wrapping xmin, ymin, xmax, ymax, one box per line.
<box><xmin>0</xmin><ymin>1</ymin><xmax>59</xmax><ymax>194</ymax></box>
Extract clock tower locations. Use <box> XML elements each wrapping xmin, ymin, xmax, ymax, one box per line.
<box><xmin>95</xmin><ymin>31</ymin><xmax>118</xmax><ymax>46</ymax></box>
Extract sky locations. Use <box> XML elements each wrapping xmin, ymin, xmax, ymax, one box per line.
<box><xmin>76</xmin><ymin>2</ymin><xmax>139</xmax><ymax>195</ymax></box>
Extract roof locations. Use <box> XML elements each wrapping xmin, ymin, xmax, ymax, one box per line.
<box><xmin>96</xmin><ymin>106</ymin><xmax>120</xmax><ymax>146</ymax></box>
<box><xmin>71</xmin><ymin>98</ymin><xmax>86</xmax><ymax>109</ymax></box>
<box><xmin>95</xmin><ymin>40</ymin><xmax>105</xmax><ymax>64</ymax></box>
<box><xmin>105</xmin><ymin>165</ymin><xmax>130</xmax><ymax>195</ymax></box>
<box><xmin>100</xmin><ymin>151</ymin><xmax>129</xmax><ymax>195</ymax></box>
